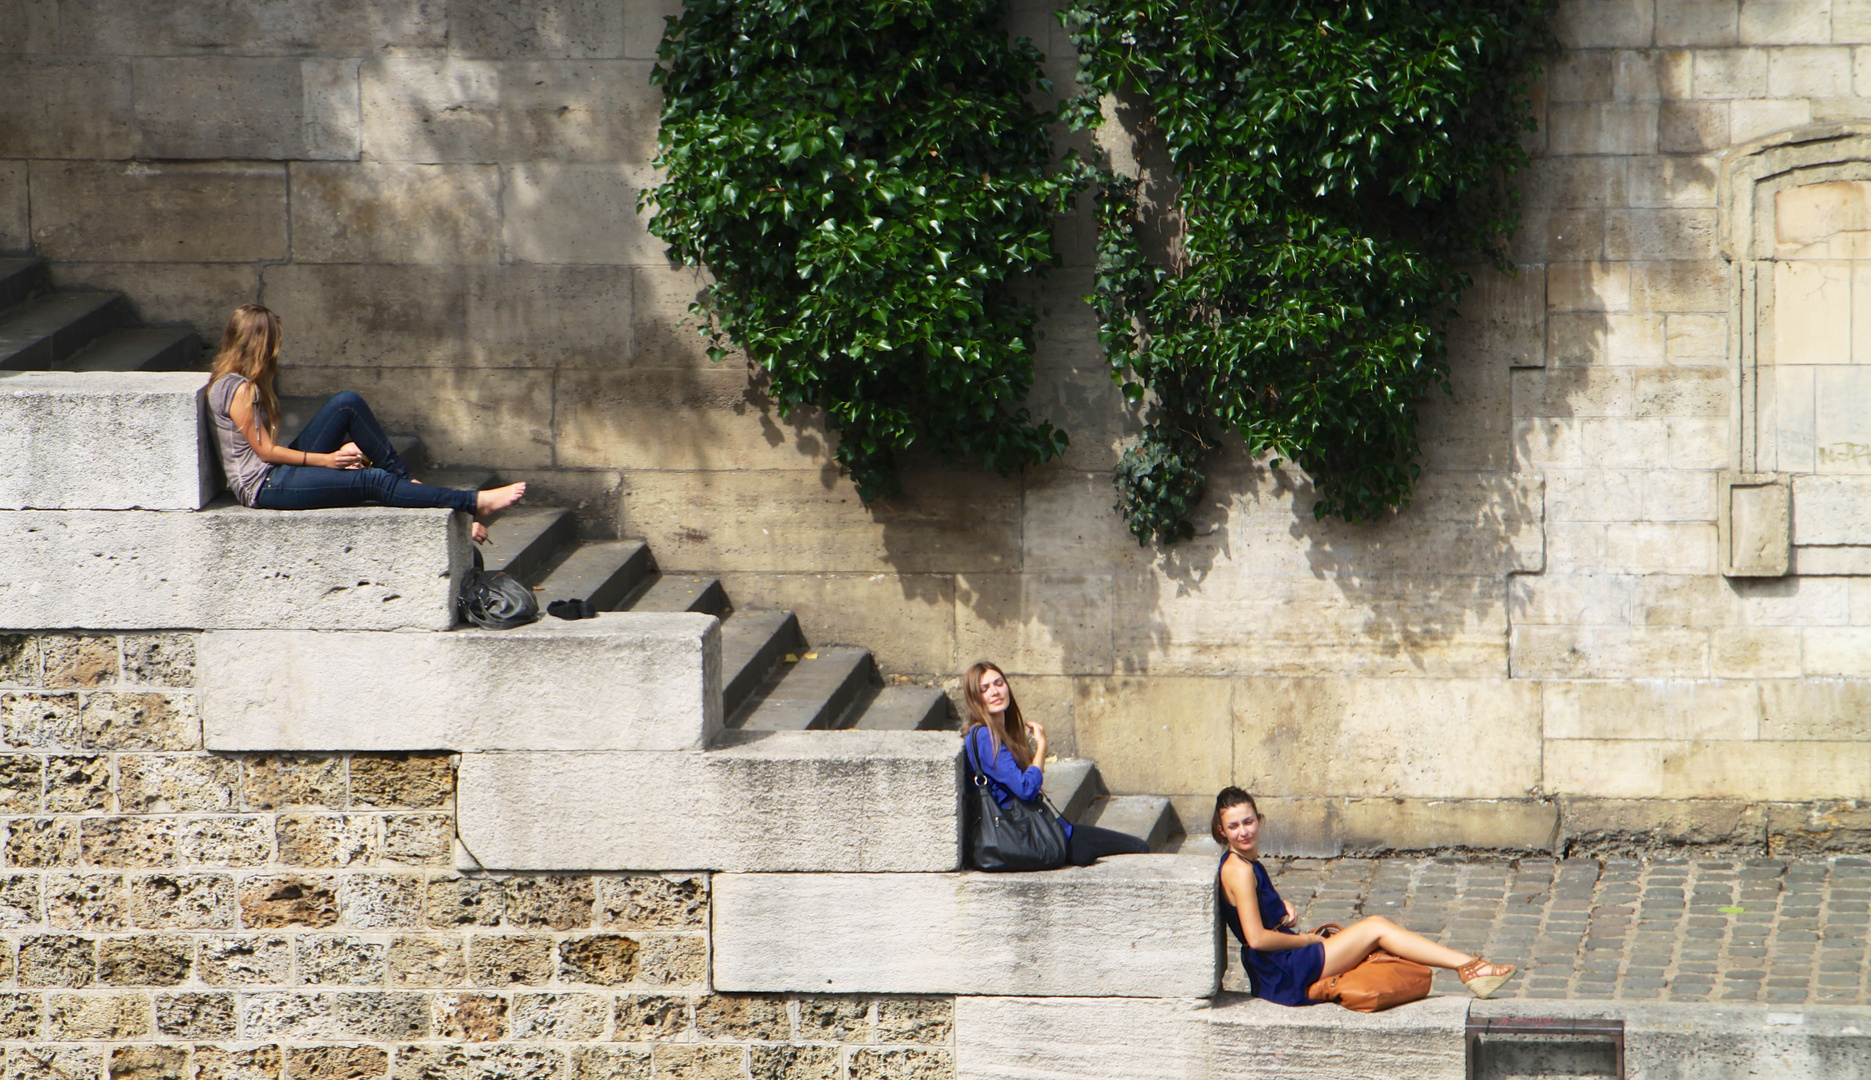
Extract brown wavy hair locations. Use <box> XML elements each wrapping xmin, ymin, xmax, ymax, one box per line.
<box><xmin>208</xmin><ymin>304</ymin><xmax>283</xmax><ymax>437</ymax></box>
<box><xmin>1211</xmin><ymin>786</ymin><xmax>1260</xmax><ymax>846</ymax></box>
<box><xmin>962</xmin><ymin>661</ymin><xmax>1033</xmax><ymax>769</ymax></box>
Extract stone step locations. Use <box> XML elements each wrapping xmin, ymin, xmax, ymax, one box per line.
<box><xmin>624</xmin><ymin>573</ymin><xmax>730</xmax><ymax>615</ymax></box>
<box><xmin>531</xmin><ymin>539</ymin><xmax>653</xmax><ymax>611</ymax></box>
<box><xmin>735</xmin><ymin>645</ymin><xmax>875</xmax><ymax>731</ymax></box>
<box><xmin>711</xmin><ymin>856</ymin><xmax>1221</xmax><ymax>996</ymax></box>
<box><xmin>480</xmin><ymin>506</ymin><xmax>575</xmax><ymax>583</ymax></box>
<box><xmin>0</xmin><ymin>290</ymin><xmax>132</xmax><ymax>370</ymax></box>
<box><xmin>203</xmin><ymin>613</ymin><xmax>722</xmax><ymax>753</ymax></box>
<box><xmin>456</xmin><ymin>731</ymin><xmax>964</xmax><ymax>872</ymax></box>
<box><xmin>0</xmin><ymin>258</ymin><xmax>47</xmax><ymax>311</ymax></box>
<box><xmin>1167</xmin><ymin>831</ymin><xmax>1224</xmax><ymax>858</ymax></box>
<box><xmin>849</xmin><ymin>684</ymin><xmax>953</xmax><ymax>730</ymax></box>
<box><xmin>1042</xmin><ymin>758</ymin><xmax>1104</xmax><ymax>823</ymax></box>
<box><xmin>0</xmin><ymin>370</ymin><xmax>217</xmax><ymax>511</ymax></box>
<box><xmin>415</xmin><ymin>466</ymin><xmax>497</xmax><ymax>492</ymax></box>
<box><xmin>1081</xmin><ymin>794</ymin><xmax>1181</xmax><ymax>852</ymax></box>
<box><xmin>720</xmin><ymin>610</ymin><xmax>805</xmax><ymax>720</ymax></box>
<box><xmin>55</xmin><ymin>327</ymin><xmax>201</xmax><ymax>372</ymax></box>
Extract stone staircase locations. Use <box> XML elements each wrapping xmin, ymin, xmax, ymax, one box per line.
<box><xmin>0</xmin><ymin>257</ymin><xmax>201</xmax><ymax>372</ymax></box>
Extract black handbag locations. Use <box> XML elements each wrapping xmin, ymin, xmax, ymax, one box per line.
<box><xmin>457</xmin><ymin>548</ymin><xmax>540</xmax><ymax>630</ymax></box>
<box><xmin>965</xmin><ymin>731</ymin><xmax>1070</xmax><ymax>872</ymax></box>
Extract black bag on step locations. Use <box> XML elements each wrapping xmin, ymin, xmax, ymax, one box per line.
<box><xmin>965</xmin><ymin>732</ymin><xmax>1069</xmax><ymax>872</ymax></box>
<box><xmin>457</xmin><ymin>548</ymin><xmax>539</xmax><ymax>630</ymax></box>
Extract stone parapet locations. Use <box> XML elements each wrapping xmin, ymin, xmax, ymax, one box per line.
<box><xmin>953</xmin><ymin>996</ymin><xmax>1213</xmax><ymax>1080</ymax></box>
<box><xmin>200</xmin><ymin>614</ymin><xmax>722</xmax><ymax>753</ymax></box>
<box><xmin>1208</xmin><ymin>994</ymin><xmax>1470</xmax><ymax>1080</ymax></box>
<box><xmin>0</xmin><ymin>503</ymin><xmax>469</xmax><ymax>631</ymax></box>
<box><xmin>712</xmin><ymin>857</ymin><xmax>1220</xmax><ymax>998</ymax></box>
<box><xmin>456</xmin><ymin>732</ymin><xmax>963</xmax><ymax>873</ymax></box>
<box><xmin>0</xmin><ymin>371</ymin><xmax>217</xmax><ymax>510</ymax></box>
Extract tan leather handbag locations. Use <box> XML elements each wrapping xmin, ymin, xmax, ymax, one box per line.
<box><xmin>1304</xmin><ymin>924</ymin><xmax>1434</xmax><ymax>1012</ymax></box>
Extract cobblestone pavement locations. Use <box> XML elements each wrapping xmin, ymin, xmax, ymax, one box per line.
<box><xmin>1219</xmin><ymin>856</ymin><xmax>1871</xmax><ymax>1005</ymax></box>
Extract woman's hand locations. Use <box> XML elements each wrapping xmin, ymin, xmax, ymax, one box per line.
<box><xmin>328</xmin><ymin>442</ymin><xmax>366</xmax><ymax>469</ymax></box>
<box><xmin>1281</xmin><ymin>900</ymin><xmax>1298</xmax><ymax>929</ymax></box>
<box><xmin>1025</xmin><ymin>720</ymin><xmax>1048</xmax><ymax>762</ymax></box>
<box><xmin>470</xmin><ymin>522</ymin><xmax>488</xmax><ymax>545</ymax></box>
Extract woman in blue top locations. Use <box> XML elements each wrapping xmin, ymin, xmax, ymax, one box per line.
<box><xmin>1214</xmin><ymin>787</ymin><xmax>1517</xmax><ymax>1004</ymax></box>
<box><xmin>962</xmin><ymin>661</ymin><xmax>1150</xmax><ymax>866</ymax></box>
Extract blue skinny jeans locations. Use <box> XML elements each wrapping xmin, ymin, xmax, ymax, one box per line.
<box><xmin>253</xmin><ymin>391</ymin><xmax>478</xmax><ymax>515</ymax></box>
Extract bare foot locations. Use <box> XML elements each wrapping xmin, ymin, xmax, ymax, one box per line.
<box><xmin>475</xmin><ymin>482</ymin><xmax>526</xmax><ymax>516</ymax></box>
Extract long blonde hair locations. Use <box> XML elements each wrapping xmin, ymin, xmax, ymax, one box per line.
<box><xmin>962</xmin><ymin>661</ymin><xmax>1033</xmax><ymax>768</ymax></box>
<box><xmin>208</xmin><ymin>304</ymin><xmax>283</xmax><ymax>437</ymax></box>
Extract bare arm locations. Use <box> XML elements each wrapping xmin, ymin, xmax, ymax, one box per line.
<box><xmin>229</xmin><ymin>383</ymin><xmax>360</xmax><ymax>469</ymax></box>
<box><xmin>1220</xmin><ymin>857</ymin><xmax>1323</xmax><ymax>953</ymax></box>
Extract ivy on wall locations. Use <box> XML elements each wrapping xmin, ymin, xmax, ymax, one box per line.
<box><xmin>1061</xmin><ymin>0</ymin><xmax>1551</xmax><ymax>542</ymax></box>
<box><xmin>642</xmin><ymin>0</ymin><xmax>1083</xmax><ymax>502</ymax></box>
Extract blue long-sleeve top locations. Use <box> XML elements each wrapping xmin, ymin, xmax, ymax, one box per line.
<box><xmin>966</xmin><ymin>725</ymin><xmax>1073</xmax><ymax>840</ymax></box>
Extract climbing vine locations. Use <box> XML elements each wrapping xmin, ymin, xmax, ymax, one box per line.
<box><xmin>642</xmin><ymin>0</ymin><xmax>1083</xmax><ymax>502</ymax></box>
<box><xmin>1061</xmin><ymin>0</ymin><xmax>1551</xmax><ymax>542</ymax></box>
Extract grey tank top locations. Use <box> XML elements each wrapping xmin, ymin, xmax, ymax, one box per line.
<box><xmin>208</xmin><ymin>374</ymin><xmax>274</xmax><ymax>507</ymax></box>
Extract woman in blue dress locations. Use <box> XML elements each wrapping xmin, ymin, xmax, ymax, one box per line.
<box><xmin>962</xmin><ymin>662</ymin><xmax>1151</xmax><ymax>866</ymax></box>
<box><xmin>1214</xmin><ymin>787</ymin><xmax>1517</xmax><ymax>1003</ymax></box>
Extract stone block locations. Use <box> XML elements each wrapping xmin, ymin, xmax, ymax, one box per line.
<box><xmin>1741</xmin><ymin>1</ymin><xmax>1833</xmax><ymax>45</ymax></box>
<box><xmin>263</xmin><ymin>262</ymin><xmax>633</xmax><ymax>368</ymax></box>
<box><xmin>1559</xmin><ymin>796</ymin><xmax>1766</xmax><ymax>853</ymax></box>
<box><xmin>1071</xmin><ymin>677</ymin><xmax>1232</xmax><ymax>795</ymax></box>
<box><xmin>714</xmin><ymin>572</ymin><xmax>956</xmax><ymax>676</ymax></box>
<box><xmin>449</xmin><ymin>0</ymin><xmax>626</xmax><ymax>57</ymax></box>
<box><xmin>952</xmin><ymin>996</ymin><xmax>1212</xmax><ymax>1080</ymax></box>
<box><xmin>1447</xmin><ymin>266</ymin><xmax>1545</xmax><ymax>367</ymax></box>
<box><xmin>502</xmin><ymin>163</ymin><xmax>662</xmax><ymax>265</ymax></box>
<box><xmin>194</xmin><ymin>1046</ymin><xmax>280</xmax><ymax>1080</ymax></box>
<box><xmin>46</xmin><ymin>993</ymin><xmax>151</xmax><ymax>1040</ymax></box>
<box><xmin>1545</xmin><ymin>737</ymin><xmax>1871</xmax><ymax>800</ymax></box>
<box><xmin>154</xmin><ymin>992</ymin><xmax>233</xmax><ymax>1038</ymax></box>
<box><xmin>0</xmin><ymin>162</ymin><xmax>28</xmax><ymax>252</ymax></box>
<box><xmin>361</xmin><ymin>60</ymin><xmax>658</xmax><ymax>163</ymax></box>
<box><xmin>622</xmin><ymin>468</ymin><xmax>1021</xmax><ymax>575</ymax></box>
<box><xmin>554</xmin><ymin>367</ymin><xmax>832</xmax><ymax>472</ymax></box>
<box><xmin>1657</xmin><ymin>0</ymin><xmax>1739</xmax><ymax>45</ymax></box>
<box><xmin>278</xmin><ymin>365</ymin><xmax>555</xmax><ymax>469</ymax></box>
<box><xmin>56</xmin><ymin>0</ymin><xmax>446</xmax><ymax>55</ymax></box>
<box><xmin>1760</xmin><ymin>677</ymin><xmax>1871</xmax><ymax>738</ymax></box>
<box><xmin>1720</xmin><ymin>473</ymin><xmax>1792</xmax><ymax>577</ymax></box>
<box><xmin>1606</xmin><ymin>208</ymin><xmax>1719</xmax><ymax>260</ymax></box>
<box><xmin>351</xmin><ymin>753</ymin><xmax>452</xmax><ymax>809</ymax></box>
<box><xmin>1546</xmin><ymin>103</ymin><xmax>1659</xmax><ymax>156</ymax></box>
<box><xmin>132</xmin><ymin>58</ymin><xmax>360</xmax><ymax>160</ymax></box>
<box><xmin>1208</xmin><ymin>993</ymin><xmax>1469</xmax><ymax>1080</ymax></box>
<box><xmin>0</xmin><ymin>58</ymin><xmax>132</xmax><ymax>159</ymax></box>
<box><xmin>198</xmin><ymin>935</ymin><xmax>293</xmax><ymax>987</ymax></box>
<box><xmin>596</xmin><ymin>875</ymin><xmax>707</xmax><ymax>929</ymax></box>
<box><xmin>1547</xmin><ymin>261</ymin><xmax>1632</xmax><ymax>312</ymax></box>
<box><xmin>1732</xmin><ymin>99</ymin><xmax>1813</xmax><ymax>142</ymax></box>
<box><xmin>1339</xmin><ymin>798</ymin><xmax>1559</xmax><ymax>854</ymax></box>
<box><xmin>239</xmin><ymin>874</ymin><xmax>337</xmax><ymax>929</ymax></box>
<box><xmin>200</xmin><ymin>615</ymin><xmax>721</xmax><ymax>752</ymax></box>
<box><xmin>955</xmin><ymin>573</ymin><xmax>1114</xmax><ymax>678</ymax></box>
<box><xmin>456</xmin><ymin>732</ymin><xmax>963</xmax><ymax>872</ymax></box>
<box><xmin>713</xmin><ymin>857</ymin><xmax>1218</xmax><ymax>996</ymax></box>
<box><xmin>50</xmin><ymin>262</ymin><xmax>261</xmax><ymax>341</ymax></box>
<box><xmin>1470</xmin><ymin>1000</ymin><xmax>1871</xmax><ymax>1080</ymax></box>
<box><xmin>1232</xmin><ymin>678</ymin><xmax>1542</xmax><ymax>800</ymax></box>
<box><xmin>0</xmin><ymin>372</ymin><xmax>216</xmax><ymax>511</ymax></box>
<box><xmin>1791</xmin><ymin>474</ymin><xmax>1871</xmax><ymax>545</ymax></box>
<box><xmin>291</xmin><ymin>160</ymin><xmax>500</xmax><ymax>263</ymax></box>
<box><xmin>1543</xmin><ymin>679</ymin><xmax>1761</xmax><ymax>740</ymax></box>
<box><xmin>469</xmin><ymin>936</ymin><xmax>552</xmax><ymax>986</ymax></box>
<box><xmin>511</xmin><ymin>993</ymin><xmax>608</xmax><ymax>1040</ymax></box>
<box><xmin>30</xmin><ymin>161</ymin><xmax>286</xmax><ymax>263</ymax></box>
<box><xmin>0</xmin><ymin>504</ymin><xmax>470</xmax><ymax>632</ymax></box>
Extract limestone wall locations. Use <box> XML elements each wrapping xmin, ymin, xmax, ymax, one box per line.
<box><xmin>3</xmin><ymin>0</ymin><xmax>1869</xmax><ymax>846</ymax></box>
<box><xmin>0</xmin><ymin>631</ymin><xmax>959</xmax><ymax>1080</ymax></box>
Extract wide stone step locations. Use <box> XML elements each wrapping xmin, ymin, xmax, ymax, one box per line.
<box><xmin>0</xmin><ymin>291</ymin><xmax>132</xmax><ymax>370</ymax></box>
<box><xmin>1081</xmin><ymin>794</ymin><xmax>1181</xmax><ymax>852</ymax></box>
<box><xmin>56</xmin><ymin>327</ymin><xmax>200</xmax><ymax>372</ymax></box>
<box><xmin>202</xmin><ymin>613</ymin><xmax>722</xmax><ymax>753</ymax></box>
<box><xmin>735</xmin><ymin>645</ymin><xmax>875</xmax><ymax>731</ymax></box>
<box><xmin>1042</xmin><ymin>758</ymin><xmax>1104</xmax><ymax>823</ymax></box>
<box><xmin>0</xmin><ymin>499</ymin><xmax>466</xmax><ymax>629</ymax></box>
<box><xmin>0</xmin><ymin>370</ymin><xmax>217</xmax><ymax>510</ymax></box>
<box><xmin>711</xmin><ymin>856</ymin><xmax>1220</xmax><ymax>996</ymax></box>
<box><xmin>849</xmin><ymin>684</ymin><xmax>952</xmax><ymax>730</ymax></box>
<box><xmin>416</xmin><ymin>466</ymin><xmax>497</xmax><ymax>492</ymax></box>
<box><xmin>720</xmin><ymin>610</ymin><xmax>805</xmax><ymax>719</ymax></box>
<box><xmin>480</xmin><ymin>506</ymin><xmax>575</xmax><ymax>583</ymax></box>
<box><xmin>456</xmin><ymin>730</ymin><xmax>964</xmax><ymax>872</ymax></box>
<box><xmin>532</xmin><ymin>539</ymin><xmax>653</xmax><ymax>610</ymax></box>
<box><xmin>624</xmin><ymin>573</ymin><xmax>730</xmax><ymax>615</ymax></box>
<box><xmin>0</xmin><ymin>258</ymin><xmax>47</xmax><ymax>310</ymax></box>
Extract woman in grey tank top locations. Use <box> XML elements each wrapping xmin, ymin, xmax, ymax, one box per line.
<box><xmin>205</xmin><ymin>305</ymin><xmax>526</xmax><ymax>531</ymax></box>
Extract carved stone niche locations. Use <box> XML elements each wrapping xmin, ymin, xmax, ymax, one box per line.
<box><xmin>1721</xmin><ymin>124</ymin><xmax>1871</xmax><ymax>577</ymax></box>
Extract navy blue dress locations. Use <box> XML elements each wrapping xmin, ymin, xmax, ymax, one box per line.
<box><xmin>1218</xmin><ymin>852</ymin><xmax>1324</xmax><ymax>1006</ymax></box>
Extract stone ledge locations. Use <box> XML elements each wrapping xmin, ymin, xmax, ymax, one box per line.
<box><xmin>200</xmin><ymin>613</ymin><xmax>722</xmax><ymax>752</ymax></box>
<box><xmin>456</xmin><ymin>732</ymin><xmax>963</xmax><ymax>873</ymax></box>
<box><xmin>0</xmin><ymin>371</ymin><xmax>218</xmax><ymax>510</ymax></box>
<box><xmin>0</xmin><ymin>502</ymin><xmax>468</xmax><ymax>631</ymax></box>
<box><xmin>1469</xmin><ymin>1000</ymin><xmax>1871</xmax><ymax>1079</ymax></box>
<box><xmin>954</xmin><ymin>996</ymin><xmax>1214</xmax><ymax>1080</ymax></box>
<box><xmin>1208</xmin><ymin>993</ymin><xmax>1470</xmax><ymax>1080</ymax></box>
<box><xmin>713</xmin><ymin>857</ymin><xmax>1219</xmax><ymax>998</ymax></box>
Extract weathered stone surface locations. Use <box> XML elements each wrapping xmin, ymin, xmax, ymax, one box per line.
<box><xmin>796</xmin><ymin>999</ymin><xmax>869</xmax><ymax>1042</ymax></box>
<box><xmin>338</xmin><ymin>874</ymin><xmax>424</xmax><ymax>929</ymax></box>
<box><xmin>352</xmin><ymin>753</ymin><xmax>453</xmax><ymax>809</ymax></box>
<box><xmin>0</xmin><ymin>373</ymin><xmax>216</xmax><ymax>511</ymax></box>
<box><xmin>81</xmin><ymin>693</ymin><xmax>200</xmax><ymax>751</ymax></box>
<box><xmin>571</xmin><ymin>1048</ymin><xmax>650</xmax><ymax>1080</ymax></box>
<box><xmin>278</xmin><ymin>814</ymin><xmax>379</xmax><ymax>868</ymax></box>
<box><xmin>96</xmin><ymin>936</ymin><xmax>192</xmax><ymax>986</ymax></box>
<box><xmin>19</xmin><ymin>936</ymin><xmax>95</xmax><ymax>988</ymax></box>
<box><xmin>1</xmin><ymin>694</ymin><xmax>80</xmax><ymax>749</ymax></box>
<box><xmin>199</xmin><ymin>935</ymin><xmax>293</xmax><ymax>987</ymax></box>
<box><xmin>457</xmin><ymin>733</ymin><xmax>962</xmax><ymax>872</ymax></box>
<box><xmin>647</xmin><ymin>1047</ymin><xmax>741</xmax><ymax>1080</ymax></box>
<box><xmin>177</xmin><ymin>817</ymin><xmax>272</xmax><ymax>867</ymax></box>
<box><xmin>46</xmin><ymin>992</ymin><xmax>151</xmax><ymax>1040</ymax></box>
<box><xmin>45</xmin><ymin>874</ymin><xmax>126</xmax><ymax>931</ymax></box>
<box><xmin>41</xmin><ymin>637</ymin><xmax>116</xmax><ymax>690</ymax></box>
<box><xmin>389</xmin><ymin>935</ymin><xmax>466</xmax><ymax>987</ymax></box>
<box><xmin>1469</xmin><ymin>1000</ymin><xmax>1871</xmax><ymax>1080</ymax></box>
<box><xmin>238</xmin><ymin>874</ymin><xmax>337</xmax><ymax>929</ymax></box>
<box><xmin>713</xmin><ymin>857</ymin><xmax>1219</xmax><ymax>996</ymax></box>
<box><xmin>120</xmin><ymin>755</ymin><xmax>238</xmax><ymax>813</ymax></box>
<box><xmin>203</xmin><ymin>616</ymin><xmax>719</xmax><ymax>752</ymax></box>
<box><xmin>29</xmin><ymin>160</ymin><xmax>286</xmax><ymax>262</ymax></box>
<box><xmin>383</xmin><ymin>814</ymin><xmax>452</xmax><ymax>866</ymax></box>
<box><xmin>425</xmin><ymin>879</ymin><xmax>505</xmax><ymax>928</ymax></box>
<box><xmin>45</xmin><ymin>756</ymin><xmax>111</xmax><ymax>814</ymax></box>
<box><xmin>436</xmin><ymin>993</ymin><xmax>508</xmax><ymax>1042</ymax></box>
<box><xmin>447</xmin><ymin>0</ymin><xmax>625</xmax><ymax>58</ymax></box>
<box><xmin>634</xmin><ymin>936</ymin><xmax>706</xmax><ymax>988</ymax></box>
<box><xmin>0</xmin><ymin>505</ymin><xmax>469</xmax><ymax>632</ymax></box>
<box><xmin>0</xmin><ymin>58</ymin><xmax>131</xmax><ymax>158</ymax></box>
<box><xmin>336</xmin><ymin>992</ymin><xmax>431</xmax><ymax>1040</ymax></box>
<box><xmin>277</xmin><ymin>364</ymin><xmax>555</xmax><ymax>470</ymax></box>
<box><xmin>299</xmin><ymin>935</ymin><xmax>387</xmax><ymax>986</ymax></box>
<box><xmin>504</xmin><ymin>877</ymin><xmax>593</xmax><ymax>930</ymax></box>
<box><xmin>286</xmin><ymin>1045</ymin><xmax>389</xmax><ymax>1080</ymax></box>
<box><xmin>6</xmin><ymin>1047</ymin><xmax>104</xmax><ymax>1080</ymax></box>
<box><xmin>555</xmin><ymin>936</ymin><xmax>639</xmax><ymax>986</ymax></box>
<box><xmin>878</xmin><ymin>998</ymin><xmax>953</xmax><ymax>1044</ymax></box>
<box><xmin>109</xmin><ymin>1046</ymin><xmax>187</xmax><ymax>1080</ymax></box>
<box><xmin>748</xmin><ymin>1046</ymin><xmax>837</xmax><ymax>1080</ymax></box>
<box><xmin>692</xmin><ymin>995</ymin><xmax>787</xmax><ymax>1042</ymax></box>
<box><xmin>0</xmin><ymin>872</ymin><xmax>41</xmax><ymax>926</ymax></box>
<box><xmin>56</xmin><ymin>0</ymin><xmax>444</xmax><ymax>55</ymax></box>
<box><xmin>361</xmin><ymin>60</ymin><xmax>657</xmax><ymax>162</ymax></box>
<box><xmin>511</xmin><ymin>993</ymin><xmax>607</xmax><ymax>1040</ymax></box>
<box><xmin>953</xmin><ymin>996</ymin><xmax>1211</xmax><ymax>1080</ymax></box>
<box><xmin>153</xmin><ymin>991</ymin><xmax>233</xmax><ymax>1038</ymax></box>
<box><xmin>243</xmin><ymin>755</ymin><xmax>347</xmax><ymax>811</ymax></box>
<box><xmin>291</xmin><ymin>162</ymin><xmax>499</xmax><ymax>265</ymax></box>
<box><xmin>193</xmin><ymin>1046</ymin><xmax>280</xmax><ymax>1080</ymax></box>
<box><xmin>597</xmin><ymin>875</ymin><xmax>707</xmax><ymax>930</ymax></box>
<box><xmin>502</xmin><ymin>163</ymin><xmax>660</xmax><ymax>265</ymax></box>
<box><xmin>1208</xmin><ymin>993</ymin><xmax>1468</xmax><ymax>1080</ymax></box>
<box><xmin>0</xmin><ymin>993</ymin><xmax>41</xmax><ymax>1039</ymax></box>
<box><xmin>7</xmin><ymin>819</ymin><xmax>77</xmax><ymax>868</ymax></box>
<box><xmin>122</xmin><ymin>634</ymin><xmax>196</xmax><ymax>688</ymax></box>
<box><xmin>130</xmin><ymin>873</ymin><xmax>234</xmax><ymax>929</ymax></box>
<box><xmin>468</xmin><ymin>936</ymin><xmax>553</xmax><ymax>987</ymax></box>
<box><xmin>0</xmin><ymin>635</ymin><xmax>38</xmax><ymax>687</ymax></box>
<box><xmin>238</xmin><ymin>992</ymin><xmax>336</xmax><ymax>1039</ymax></box>
<box><xmin>0</xmin><ymin>755</ymin><xmax>43</xmax><ymax>813</ymax></box>
<box><xmin>613</xmin><ymin>995</ymin><xmax>688</xmax><ymax>1042</ymax></box>
<box><xmin>132</xmin><ymin>57</ymin><xmax>360</xmax><ymax>160</ymax></box>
